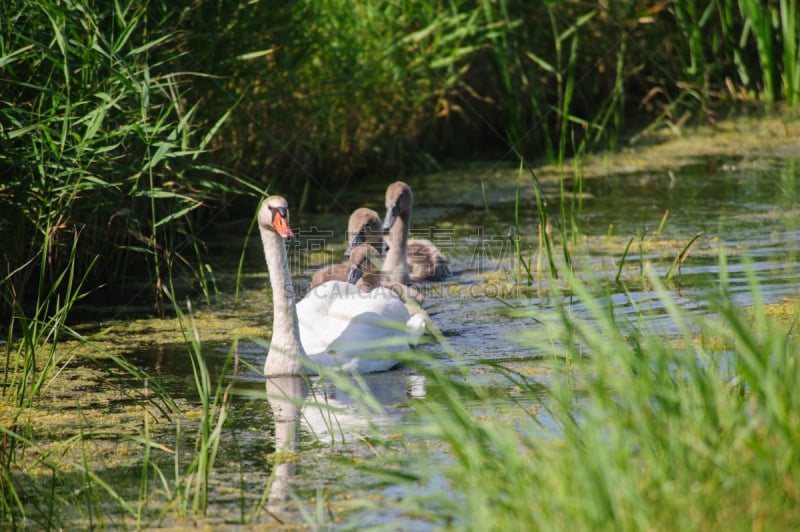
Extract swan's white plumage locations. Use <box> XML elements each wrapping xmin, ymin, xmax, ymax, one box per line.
<box><xmin>297</xmin><ymin>281</ymin><xmax>423</xmax><ymax>373</ymax></box>
<box><xmin>259</xmin><ymin>196</ymin><xmax>422</xmax><ymax>376</ymax></box>
<box><xmin>346</xmin><ymin>243</ymin><xmax>426</xmax><ymax>318</ymax></box>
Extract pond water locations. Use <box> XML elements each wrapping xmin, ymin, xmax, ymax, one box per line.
<box><xmin>43</xmin><ymin>118</ymin><xmax>800</xmax><ymax>528</ymax></box>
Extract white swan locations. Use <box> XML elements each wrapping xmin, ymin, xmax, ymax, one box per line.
<box><xmin>259</xmin><ymin>195</ymin><xmax>425</xmax><ymax>376</ymax></box>
<box><xmin>309</xmin><ymin>207</ymin><xmax>386</xmax><ymax>289</ymax></box>
<box><xmin>382</xmin><ymin>181</ymin><xmax>451</xmax><ymax>284</ymax></box>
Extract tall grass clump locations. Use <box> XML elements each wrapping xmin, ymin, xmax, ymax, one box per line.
<box><xmin>170</xmin><ymin>298</ymin><xmax>236</xmax><ymax>518</ymax></box>
<box><xmin>1</xmin><ymin>2</ymin><xmax>249</xmax><ymax>520</ymax></box>
<box><xmin>2</xmin><ymin>230</ymin><xmax>95</xmax><ymax>407</ymax></box>
<box><xmin>3</xmin><ymin>1</ymin><xmax>799</xmax><ymax>323</ymax></box>
<box><xmin>183</xmin><ymin>0</ymin><xmax>800</xmax><ymax>211</ymax></box>
<box><xmin>0</xmin><ymin>0</ymin><xmax>250</xmax><ymax>323</ymax></box>
<box><xmin>398</xmin><ymin>254</ymin><xmax>800</xmax><ymax>529</ymax></box>
<box><xmin>185</xmin><ymin>0</ymin><xmax>510</xmax><ymax>204</ymax></box>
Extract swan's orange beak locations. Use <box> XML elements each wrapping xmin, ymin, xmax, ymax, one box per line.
<box><xmin>273</xmin><ymin>211</ymin><xmax>295</xmax><ymax>240</ymax></box>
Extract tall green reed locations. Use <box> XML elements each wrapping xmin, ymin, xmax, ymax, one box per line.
<box><xmin>0</xmin><ymin>2</ymin><xmax>245</xmax><ymax>520</ymax></box>
<box><xmin>2</xmin><ymin>229</ymin><xmax>94</xmax><ymax>407</ymax></box>
<box><xmin>778</xmin><ymin>0</ymin><xmax>800</xmax><ymax>105</ymax></box>
<box><xmin>167</xmin><ymin>296</ymin><xmax>237</xmax><ymax>517</ymax></box>
<box><xmin>4</xmin><ymin>0</ymin><xmax>799</xmax><ymax>327</ymax></box>
<box><xmin>739</xmin><ymin>0</ymin><xmax>778</xmax><ymax>102</ymax></box>
<box><xmin>175</xmin><ymin>0</ymin><xmax>800</xmax><ymax>197</ymax></box>
<box><xmin>655</xmin><ymin>0</ymin><xmax>799</xmax><ymax>116</ymax></box>
<box><xmin>386</xmin><ymin>251</ymin><xmax>800</xmax><ymax>530</ymax></box>
<box><xmin>0</xmin><ymin>0</ymin><xmax>249</xmax><ymax>322</ymax></box>
<box><xmin>0</xmin><ymin>228</ymin><xmax>91</xmax><ymax>524</ymax></box>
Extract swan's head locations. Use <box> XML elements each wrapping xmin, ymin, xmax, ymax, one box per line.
<box><xmin>259</xmin><ymin>195</ymin><xmax>295</xmax><ymax>240</ymax></box>
<box><xmin>346</xmin><ymin>244</ymin><xmax>382</xmax><ymax>285</ymax></box>
<box><xmin>345</xmin><ymin>208</ymin><xmax>388</xmax><ymax>256</ymax></box>
<box><xmin>383</xmin><ymin>181</ymin><xmax>413</xmax><ymax>230</ymax></box>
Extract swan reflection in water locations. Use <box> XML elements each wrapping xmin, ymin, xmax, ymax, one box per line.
<box><xmin>265</xmin><ymin>370</ymin><xmax>426</xmax><ymax>513</ymax></box>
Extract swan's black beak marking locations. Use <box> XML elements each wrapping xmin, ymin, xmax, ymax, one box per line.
<box><xmin>346</xmin><ymin>264</ymin><xmax>362</xmax><ymax>284</ymax></box>
<box><xmin>383</xmin><ymin>204</ymin><xmax>398</xmax><ymax>230</ymax></box>
<box><xmin>345</xmin><ymin>228</ymin><xmax>365</xmax><ymax>257</ymax></box>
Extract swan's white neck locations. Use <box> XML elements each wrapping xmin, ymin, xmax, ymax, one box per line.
<box><xmin>384</xmin><ymin>207</ymin><xmax>410</xmax><ymax>284</ymax></box>
<box><xmin>261</xmin><ymin>226</ymin><xmax>306</xmax><ymax>376</ymax></box>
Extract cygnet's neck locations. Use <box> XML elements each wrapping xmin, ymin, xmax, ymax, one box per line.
<box><xmin>384</xmin><ymin>209</ymin><xmax>410</xmax><ymax>284</ymax></box>
<box><xmin>260</xmin><ymin>227</ymin><xmax>305</xmax><ymax>376</ymax></box>
<box><xmin>355</xmin><ymin>267</ymin><xmax>381</xmax><ymax>291</ymax></box>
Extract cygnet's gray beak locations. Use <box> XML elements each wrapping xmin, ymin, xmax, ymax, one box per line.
<box><xmin>346</xmin><ymin>264</ymin><xmax>362</xmax><ymax>284</ymax></box>
<box><xmin>383</xmin><ymin>203</ymin><xmax>398</xmax><ymax>230</ymax></box>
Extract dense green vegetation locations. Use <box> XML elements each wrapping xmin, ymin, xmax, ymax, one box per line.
<box><xmin>2</xmin><ymin>0</ymin><xmax>799</xmax><ymax>318</ymax></box>
<box><xmin>1</xmin><ymin>0</ymin><xmax>799</xmax><ymax>528</ymax></box>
